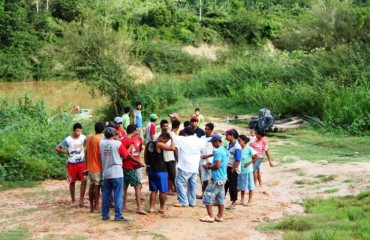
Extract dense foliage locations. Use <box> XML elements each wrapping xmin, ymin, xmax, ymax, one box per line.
<box><xmin>0</xmin><ymin>96</ymin><xmax>92</xmax><ymax>182</ymax></box>
<box><xmin>1</xmin><ymin>0</ymin><xmax>369</xmax><ymax>133</ymax></box>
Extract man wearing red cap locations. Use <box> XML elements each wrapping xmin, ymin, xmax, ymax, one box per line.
<box><xmin>190</xmin><ymin>116</ymin><xmax>205</xmax><ymax>138</ymax></box>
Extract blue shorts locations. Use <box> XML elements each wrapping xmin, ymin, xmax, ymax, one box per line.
<box><xmin>253</xmin><ymin>158</ymin><xmax>263</xmax><ymax>171</ymax></box>
<box><xmin>237</xmin><ymin>172</ymin><xmax>255</xmax><ymax>191</ymax></box>
<box><xmin>202</xmin><ymin>179</ymin><xmax>226</xmax><ymax>205</ymax></box>
<box><xmin>148</xmin><ymin>172</ymin><xmax>168</xmax><ymax>193</ymax></box>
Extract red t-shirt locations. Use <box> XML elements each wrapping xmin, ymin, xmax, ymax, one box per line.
<box><xmin>121</xmin><ymin>137</ymin><xmax>137</xmax><ymax>170</ymax></box>
<box><xmin>116</xmin><ymin>128</ymin><xmax>127</xmax><ymax>139</ymax></box>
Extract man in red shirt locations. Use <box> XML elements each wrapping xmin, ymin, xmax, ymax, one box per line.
<box><xmin>114</xmin><ymin>117</ymin><xmax>127</xmax><ymax>139</ymax></box>
<box><xmin>121</xmin><ymin>124</ymin><xmax>147</xmax><ymax>215</ymax></box>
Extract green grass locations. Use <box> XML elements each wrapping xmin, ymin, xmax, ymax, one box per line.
<box><xmin>269</xmin><ymin>128</ymin><xmax>370</xmax><ymax>164</ymax></box>
<box><xmin>259</xmin><ymin>190</ymin><xmax>370</xmax><ymax>240</ymax></box>
<box><xmin>0</xmin><ymin>228</ymin><xmax>30</xmax><ymax>240</ymax></box>
<box><xmin>323</xmin><ymin>189</ymin><xmax>339</xmax><ymax>194</ymax></box>
<box><xmin>0</xmin><ymin>181</ymin><xmax>39</xmax><ymax>191</ymax></box>
<box><xmin>156</xmin><ymin>96</ymin><xmax>254</xmax><ymax>121</ymax></box>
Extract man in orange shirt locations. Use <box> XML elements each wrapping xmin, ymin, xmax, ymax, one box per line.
<box><xmin>85</xmin><ymin>121</ymin><xmax>105</xmax><ymax>212</ymax></box>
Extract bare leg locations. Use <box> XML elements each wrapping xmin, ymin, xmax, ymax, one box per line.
<box><xmin>240</xmin><ymin>191</ymin><xmax>245</xmax><ymax>205</ymax></box>
<box><xmin>93</xmin><ymin>185</ymin><xmax>101</xmax><ymax>211</ymax></box>
<box><xmin>79</xmin><ymin>179</ymin><xmax>87</xmax><ymax>207</ymax></box>
<box><xmin>257</xmin><ymin>171</ymin><xmax>262</xmax><ymax>187</ymax></box>
<box><xmin>159</xmin><ymin>192</ymin><xmax>167</xmax><ymax>213</ymax></box>
<box><xmin>149</xmin><ymin>191</ymin><xmax>157</xmax><ymax>212</ymax></box>
<box><xmin>123</xmin><ymin>184</ymin><xmax>129</xmax><ymax>210</ymax></box>
<box><xmin>134</xmin><ymin>185</ymin><xmax>145</xmax><ymax>211</ymax></box>
<box><xmin>69</xmin><ymin>182</ymin><xmax>76</xmax><ymax>204</ymax></box>
<box><xmin>217</xmin><ymin>204</ymin><xmax>224</xmax><ymax>219</ymax></box>
<box><xmin>253</xmin><ymin>171</ymin><xmax>258</xmax><ymax>187</ymax></box>
<box><xmin>248</xmin><ymin>190</ymin><xmax>253</xmax><ymax>204</ymax></box>
<box><xmin>88</xmin><ymin>184</ymin><xmax>94</xmax><ymax>212</ymax></box>
<box><xmin>205</xmin><ymin>205</ymin><xmax>214</xmax><ymax>218</ymax></box>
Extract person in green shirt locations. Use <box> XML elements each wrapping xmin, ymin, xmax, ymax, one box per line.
<box><xmin>121</xmin><ymin>107</ymin><xmax>130</xmax><ymax>130</ymax></box>
<box><xmin>194</xmin><ymin>107</ymin><xmax>204</xmax><ymax>129</ymax></box>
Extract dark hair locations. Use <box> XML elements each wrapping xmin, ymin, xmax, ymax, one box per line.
<box><xmin>184</xmin><ymin>126</ymin><xmax>194</xmax><ymax>136</ymax></box>
<box><xmin>205</xmin><ymin>123</ymin><xmax>214</xmax><ymax>131</ymax></box>
<box><xmin>226</xmin><ymin>128</ymin><xmax>238</xmax><ymax>139</ymax></box>
<box><xmin>195</xmin><ymin>107</ymin><xmax>200</xmax><ymax>112</ymax></box>
<box><xmin>73</xmin><ymin>123</ymin><xmax>83</xmax><ymax>131</ymax></box>
<box><xmin>124</xmin><ymin>107</ymin><xmax>130</xmax><ymax>113</ymax></box>
<box><xmin>126</xmin><ymin>124</ymin><xmax>137</xmax><ymax>134</ymax></box>
<box><xmin>158</xmin><ymin>132</ymin><xmax>171</xmax><ymax>140</ymax></box>
<box><xmin>106</xmin><ymin>123</ymin><xmax>114</xmax><ymax>128</ymax></box>
<box><xmin>183</xmin><ymin>120</ymin><xmax>190</xmax><ymax>128</ymax></box>
<box><xmin>160</xmin><ymin>119</ymin><xmax>169</xmax><ymax>127</ymax></box>
<box><xmin>238</xmin><ymin>134</ymin><xmax>250</xmax><ymax>144</ymax></box>
<box><xmin>95</xmin><ymin>121</ymin><xmax>105</xmax><ymax>134</ymax></box>
<box><xmin>135</xmin><ymin>101</ymin><xmax>141</xmax><ymax>106</ymax></box>
<box><xmin>171</xmin><ymin>120</ymin><xmax>180</xmax><ymax>129</ymax></box>
<box><xmin>256</xmin><ymin>129</ymin><xmax>265</xmax><ymax>136</ymax></box>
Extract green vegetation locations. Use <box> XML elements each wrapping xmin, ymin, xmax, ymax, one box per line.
<box><xmin>0</xmin><ymin>96</ymin><xmax>92</xmax><ymax>183</ymax></box>
<box><xmin>270</xmin><ymin>128</ymin><xmax>370</xmax><ymax>163</ymax></box>
<box><xmin>1</xmin><ymin>0</ymin><xmax>369</xmax><ymax>134</ymax></box>
<box><xmin>260</xmin><ymin>190</ymin><xmax>370</xmax><ymax>240</ymax></box>
<box><xmin>0</xmin><ymin>228</ymin><xmax>30</xmax><ymax>240</ymax></box>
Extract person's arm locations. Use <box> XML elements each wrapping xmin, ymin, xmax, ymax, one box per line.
<box><xmin>265</xmin><ymin>150</ymin><xmax>273</xmax><ymax>167</ymax></box>
<box><xmin>119</xmin><ymin>143</ymin><xmax>144</xmax><ymax>166</ymax></box>
<box><xmin>132</xmin><ymin>112</ymin><xmax>136</xmax><ymax>125</ymax></box>
<box><xmin>56</xmin><ymin>144</ymin><xmax>68</xmax><ymax>154</ymax></box>
<box><xmin>231</xmin><ymin>148</ymin><xmax>242</xmax><ymax>173</ymax></box>
<box><xmin>144</xmin><ymin>145</ymin><xmax>149</xmax><ymax>165</ymax></box>
<box><xmin>157</xmin><ymin>138</ymin><xmax>175</xmax><ymax>152</ymax></box>
<box><xmin>207</xmin><ymin>160</ymin><xmax>220</xmax><ymax>170</ymax></box>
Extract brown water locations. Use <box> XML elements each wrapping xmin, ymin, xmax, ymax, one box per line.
<box><xmin>0</xmin><ymin>81</ymin><xmax>108</xmax><ymax>111</ymax></box>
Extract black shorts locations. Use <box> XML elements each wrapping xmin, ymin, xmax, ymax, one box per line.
<box><xmin>165</xmin><ymin>161</ymin><xmax>176</xmax><ymax>181</ymax></box>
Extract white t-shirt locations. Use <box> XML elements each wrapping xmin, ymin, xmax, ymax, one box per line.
<box><xmin>153</xmin><ymin>131</ymin><xmax>176</xmax><ymax>162</ymax></box>
<box><xmin>174</xmin><ymin>135</ymin><xmax>205</xmax><ymax>173</ymax></box>
<box><xmin>200</xmin><ymin>135</ymin><xmax>214</xmax><ymax>165</ymax></box>
<box><xmin>59</xmin><ymin>135</ymin><xmax>86</xmax><ymax>164</ymax></box>
<box><xmin>247</xmin><ymin>135</ymin><xmax>257</xmax><ymax>146</ymax></box>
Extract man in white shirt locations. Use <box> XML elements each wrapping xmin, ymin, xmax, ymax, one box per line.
<box><xmin>174</xmin><ymin>127</ymin><xmax>205</xmax><ymax>207</ymax></box>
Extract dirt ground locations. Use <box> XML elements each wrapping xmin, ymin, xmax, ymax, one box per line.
<box><xmin>1</xmin><ymin>117</ymin><xmax>369</xmax><ymax>240</ymax></box>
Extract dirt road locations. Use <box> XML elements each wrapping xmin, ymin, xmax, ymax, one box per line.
<box><xmin>0</xmin><ymin>117</ymin><xmax>369</xmax><ymax>240</ymax></box>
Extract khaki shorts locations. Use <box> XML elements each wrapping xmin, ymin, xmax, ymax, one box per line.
<box><xmin>88</xmin><ymin>172</ymin><xmax>102</xmax><ymax>186</ymax></box>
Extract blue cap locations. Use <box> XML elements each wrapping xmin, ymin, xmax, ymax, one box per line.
<box><xmin>208</xmin><ymin>134</ymin><xmax>222</xmax><ymax>142</ymax></box>
<box><xmin>104</xmin><ymin>127</ymin><xmax>115</xmax><ymax>138</ymax></box>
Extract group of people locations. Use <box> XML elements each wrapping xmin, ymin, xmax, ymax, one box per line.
<box><xmin>56</xmin><ymin>104</ymin><xmax>273</xmax><ymax>222</ymax></box>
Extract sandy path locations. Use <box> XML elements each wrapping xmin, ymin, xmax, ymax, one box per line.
<box><xmin>0</xmin><ymin>116</ymin><xmax>369</xmax><ymax>240</ymax></box>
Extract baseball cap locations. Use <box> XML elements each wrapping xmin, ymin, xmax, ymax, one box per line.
<box><xmin>190</xmin><ymin>116</ymin><xmax>198</xmax><ymax>122</ymax></box>
<box><xmin>225</xmin><ymin>129</ymin><xmax>238</xmax><ymax>138</ymax></box>
<box><xmin>104</xmin><ymin>127</ymin><xmax>115</xmax><ymax>138</ymax></box>
<box><xmin>150</xmin><ymin>113</ymin><xmax>158</xmax><ymax>120</ymax></box>
<box><xmin>114</xmin><ymin>117</ymin><xmax>122</xmax><ymax>123</ymax></box>
<box><xmin>208</xmin><ymin>134</ymin><xmax>222</xmax><ymax>142</ymax></box>
<box><xmin>169</xmin><ymin>113</ymin><xmax>179</xmax><ymax>120</ymax></box>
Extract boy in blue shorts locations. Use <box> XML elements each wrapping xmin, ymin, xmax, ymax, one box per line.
<box><xmin>200</xmin><ymin>134</ymin><xmax>230</xmax><ymax>223</ymax></box>
<box><xmin>144</xmin><ymin>132</ymin><xmax>175</xmax><ymax>214</ymax></box>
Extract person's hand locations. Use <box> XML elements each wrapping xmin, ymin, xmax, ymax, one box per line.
<box><xmin>140</xmin><ymin>162</ymin><xmax>146</xmax><ymax>167</ymax></box>
<box><xmin>269</xmin><ymin>161</ymin><xmax>273</xmax><ymax>167</ymax></box>
<box><xmin>201</xmin><ymin>155</ymin><xmax>208</xmax><ymax>159</ymax></box>
<box><xmin>202</xmin><ymin>164</ymin><xmax>208</xmax><ymax>169</ymax></box>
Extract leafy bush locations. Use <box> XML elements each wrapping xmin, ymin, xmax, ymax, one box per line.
<box><xmin>0</xmin><ymin>96</ymin><xmax>88</xmax><ymax>182</ymax></box>
<box><xmin>135</xmin><ymin>41</ymin><xmax>207</xmax><ymax>74</ymax></box>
